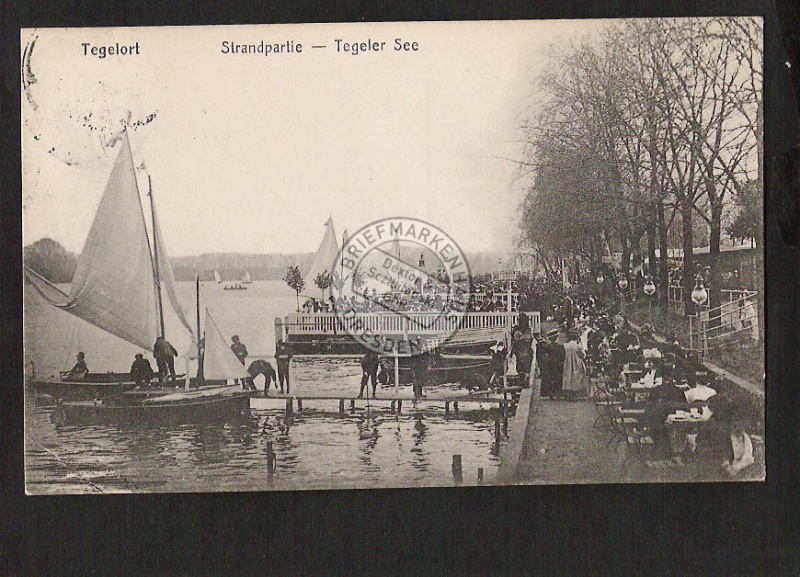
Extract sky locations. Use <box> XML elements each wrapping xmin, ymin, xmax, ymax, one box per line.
<box><xmin>21</xmin><ymin>20</ymin><xmax>607</xmax><ymax>257</ymax></box>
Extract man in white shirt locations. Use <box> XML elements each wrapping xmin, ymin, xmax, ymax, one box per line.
<box><xmin>684</xmin><ymin>383</ymin><xmax>717</xmax><ymax>403</ymax></box>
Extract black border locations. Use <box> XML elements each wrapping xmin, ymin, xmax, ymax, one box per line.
<box><xmin>3</xmin><ymin>1</ymin><xmax>799</xmax><ymax>575</ymax></box>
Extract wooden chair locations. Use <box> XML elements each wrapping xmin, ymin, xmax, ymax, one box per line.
<box><xmin>609</xmin><ymin>405</ymin><xmax>655</xmax><ymax>468</ymax></box>
<box><xmin>592</xmin><ymin>379</ymin><xmax>623</xmax><ymax>429</ymax></box>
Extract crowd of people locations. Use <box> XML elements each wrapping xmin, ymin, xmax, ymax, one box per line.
<box><xmin>526</xmin><ymin>293</ymin><xmax>760</xmax><ymax>480</ymax></box>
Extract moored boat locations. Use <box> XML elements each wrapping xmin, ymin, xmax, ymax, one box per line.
<box><xmin>52</xmin><ymin>385</ymin><xmax>251</xmax><ymax>426</ymax></box>
<box><xmin>25</xmin><ymin>129</ymin><xmax>253</xmax><ymax>425</ymax></box>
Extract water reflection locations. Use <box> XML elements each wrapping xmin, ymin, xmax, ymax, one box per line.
<box><xmin>26</xmin><ymin>393</ymin><xmax>505</xmax><ymax>493</ymax></box>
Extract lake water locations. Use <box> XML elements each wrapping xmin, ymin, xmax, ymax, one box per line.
<box><xmin>24</xmin><ymin>281</ymin><xmax>506</xmax><ymax>493</ymax></box>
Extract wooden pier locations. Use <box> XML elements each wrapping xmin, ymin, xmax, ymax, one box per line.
<box><xmin>249</xmin><ymin>387</ymin><xmax>522</xmax><ymax>413</ymax></box>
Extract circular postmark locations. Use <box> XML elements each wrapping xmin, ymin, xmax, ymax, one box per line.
<box><xmin>331</xmin><ymin>217</ymin><xmax>472</xmax><ymax>355</ymax></box>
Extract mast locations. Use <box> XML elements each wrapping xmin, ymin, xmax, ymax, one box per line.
<box><xmin>196</xmin><ymin>273</ymin><xmax>204</xmax><ymax>386</ymax></box>
<box><xmin>148</xmin><ymin>174</ymin><xmax>166</xmax><ymax>339</ymax></box>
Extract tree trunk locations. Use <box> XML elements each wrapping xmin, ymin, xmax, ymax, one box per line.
<box><xmin>756</xmin><ymin>96</ymin><xmax>765</xmax><ymax>344</ymax></box>
<box><xmin>620</xmin><ymin>237</ymin><xmax>631</xmax><ymax>284</ymax></box>
<box><xmin>681</xmin><ymin>204</ymin><xmax>696</xmax><ymax>316</ymax></box>
<box><xmin>657</xmin><ymin>203</ymin><xmax>669</xmax><ymax>314</ymax></box>
<box><xmin>646</xmin><ymin>217</ymin><xmax>657</xmax><ymax>280</ymax></box>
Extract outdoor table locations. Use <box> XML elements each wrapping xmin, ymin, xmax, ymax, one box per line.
<box><xmin>625</xmin><ymin>377</ymin><xmax>662</xmax><ymax>403</ymax></box>
<box><xmin>664</xmin><ymin>407</ymin><xmax>713</xmax><ymax>455</ymax></box>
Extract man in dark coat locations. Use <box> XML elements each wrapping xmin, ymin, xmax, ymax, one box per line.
<box><xmin>153</xmin><ymin>337</ymin><xmax>178</xmax><ymax>385</ymax></box>
<box><xmin>511</xmin><ymin>331</ymin><xmax>533</xmax><ymax>389</ymax></box>
<box><xmin>130</xmin><ymin>353</ymin><xmax>155</xmax><ymax>387</ymax></box>
<box><xmin>275</xmin><ymin>342</ymin><xmax>292</xmax><ymax>394</ymax></box>
<box><xmin>358</xmin><ymin>350</ymin><xmax>380</xmax><ymax>398</ymax></box>
<box><xmin>230</xmin><ymin>335</ymin><xmax>249</xmax><ymax>387</ymax></box>
<box><xmin>412</xmin><ymin>351</ymin><xmax>430</xmax><ymax>398</ymax></box>
<box><xmin>540</xmin><ymin>329</ymin><xmax>565</xmax><ymax>399</ymax></box>
<box><xmin>535</xmin><ymin>335</ymin><xmax>547</xmax><ymax>381</ymax></box>
<box><xmin>247</xmin><ymin>359</ymin><xmax>277</xmax><ymax>395</ymax></box>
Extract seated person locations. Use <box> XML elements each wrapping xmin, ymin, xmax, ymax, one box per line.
<box><xmin>65</xmin><ymin>352</ymin><xmax>89</xmax><ymax>381</ymax></box>
<box><xmin>684</xmin><ymin>380</ymin><xmax>718</xmax><ymax>403</ymax></box>
<box><xmin>641</xmin><ymin>380</ymin><xmax>691</xmax><ymax>458</ymax></box>
<box><xmin>693</xmin><ymin>394</ymin><xmax>755</xmax><ymax>479</ymax></box>
<box><xmin>130</xmin><ymin>353</ymin><xmax>155</xmax><ymax>387</ymax></box>
<box><xmin>377</xmin><ymin>360</ymin><xmax>391</xmax><ymax>386</ymax></box>
<box><xmin>661</xmin><ymin>353</ymin><xmax>678</xmax><ymax>383</ymax></box>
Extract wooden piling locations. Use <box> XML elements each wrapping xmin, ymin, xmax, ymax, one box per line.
<box><xmin>390</xmin><ymin>400</ymin><xmax>396</xmax><ymax>414</ymax></box>
<box><xmin>338</xmin><ymin>399</ymin><xmax>345</xmax><ymax>416</ymax></box>
<box><xmin>350</xmin><ymin>399</ymin><xmax>356</xmax><ymax>412</ymax></box>
<box><xmin>453</xmin><ymin>401</ymin><xmax>459</xmax><ymax>414</ymax></box>
<box><xmin>503</xmin><ymin>402</ymin><xmax>509</xmax><ymax>437</ymax></box>
<box><xmin>266</xmin><ymin>441</ymin><xmax>276</xmax><ymax>483</ymax></box>
<box><xmin>285</xmin><ymin>397</ymin><xmax>293</xmax><ymax>417</ymax></box>
<box><xmin>297</xmin><ymin>398</ymin><xmax>303</xmax><ymax>413</ymax></box>
<box><xmin>397</xmin><ymin>400</ymin><xmax>402</xmax><ymax>414</ymax></box>
<box><xmin>477</xmin><ymin>467</ymin><xmax>484</xmax><ymax>485</ymax></box>
<box><xmin>452</xmin><ymin>455</ymin><xmax>463</xmax><ymax>486</ymax></box>
<box><xmin>445</xmin><ymin>401</ymin><xmax>450</xmax><ymax>417</ymax></box>
<box><xmin>494</xmin><ymin>413</ymin><xmax>501</xmax><ymax>444</ymax></box>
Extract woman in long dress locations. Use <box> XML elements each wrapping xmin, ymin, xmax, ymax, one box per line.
<box><xmin>562</xmin><ymin>330</ymin><xmax>588</xmax><ymax>400</ymax></box>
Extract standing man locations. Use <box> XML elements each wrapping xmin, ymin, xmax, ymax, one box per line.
<box><xmin>534</xmin><ymin>334</ymin><xmax>548</xmax><ymax>392</ymax></box>
<box><xmin>511</xmin><ymin>331</ymin><xmax>533</xmax><ymax>389</ymax></box>
<box><xmin>153</xmin><ymin>337</ymin><xmax>178</xmax><ymax>386</ymax></box>
<box><xmin>541</xmin><ymin>329</ymin><xmax>565</xmax><ymax>399</ymax></box>
<box><xmin>562</xmin><ymin>295</ymin><xmax>575</xmax><ymax>330</ymax></box>
<box><xmin>230</xmin><ymin>335</ymin><xmax>249</xmax><ymax>388</ymax></box>
<box><xmin>358</xmin><ymin>349</ymin><xmax>380</xmax><ymax>399</ymax></box>
<box><xmin>275</xmin><ymin>342</ymin><xmax>292</xmax><ymax>394</ymax></box>
<box><xmin>412</xmin><ymin>350</ymin><xmax>430</xmax><ymax>399</ymax></box>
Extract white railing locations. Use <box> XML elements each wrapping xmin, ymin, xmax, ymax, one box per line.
<box><xmin>284</xmin><ymin>311</ymin><xmax>541</xmax><ymax>337</ymax></box>
<box><xmin>697</xmin><ymin>293</ymin><xmax>760</xmax><ymax>355</ymax></box>
<box><xmin>668</xmin><ymin>286</ymin><xmax>757</xmax><ymax>312</ymax></box>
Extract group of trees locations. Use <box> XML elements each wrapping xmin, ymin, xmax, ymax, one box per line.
<box><xmin>518</xmin><ymin>17</ymin><xmax>763</xmax><ymax>320</ymax></box>
<box><xmin>284</xmin><ymin>267</ymin><xmax>367</xmax><ymax>312</ymax></box>
<box><xmin>23</xmin><ymin>238</ymin><xmax>78</xmax><ymax>283</ymax></box>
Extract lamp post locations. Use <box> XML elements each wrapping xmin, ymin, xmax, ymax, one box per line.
<box><xmin>689</xmin><ymin>274</ymin><xmax>708</xmax><ymax>353</ymax></box>
<box><xmin>618</xmin><ymin>276</ymin><xmax>628</xmax><ymax>314</ymax></box>
<box><xmin>643</xmin><ymin>275</ymin><xmax>656</xmax><ymax>325</ymax></box>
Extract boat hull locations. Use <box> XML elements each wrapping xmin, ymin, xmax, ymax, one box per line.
<box><xmin>31</xmin><ymin>373</ymin><xmax>188</xmax><ymax>400</ymax></box>
<box><xmin>51</xmin><ymin>390</ymin><xmax>252</xmax><ymax>427</ymax></box>
<box><xmin>32</xmin><ymin>374</ymin><xmax>134</xmax><ymax>400</ymax></box>
<box><xmin>395</xmin><ymin>356</ymin><xmax>493</xmax><ymax>386</ymax></box>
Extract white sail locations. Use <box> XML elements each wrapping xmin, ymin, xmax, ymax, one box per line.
<box><xmin>241</xmin><ymin>271</ymin><xmax>251</xmax><ymax>283</ymax></box>
<box><xmin>202</xmin><ymin>308</ymin><xmax>248</xmax><ymax>381</ymax></box>
<box><xmin>25</xmin><ymin>134</ymin><xmax>158</xmax><ymax>351</ymax></box>
<box><xmin>304</xmin><ymin>217</ymin><xmax>339</xmax><ymax>300</ymax></box>
<box><xmin>214</xmin><ymin>270</ymin><xmax>222</xmax><ymax>283</ymax></box>
<box><xmin>153</xmin><ymin>207</ymin><xmax>193</xmax><ymax>337</ymax></box>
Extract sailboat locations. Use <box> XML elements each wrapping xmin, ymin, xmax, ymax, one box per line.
<box><xmin>52</xmin><ymin>306</ymin><xmax>251</xmax><ymax>426</ymax></box>
<box><xmin>26</xmin><ymin>130</ymin><xmax>250</xmax><ymax>421</ymax></box>
<box><xmin>214</xmin><ymin>270</ymin><xmax>222</xmax><ymax>284</ymax></box>
<box><xmin>241</xmin><ymin>270</ymin><xmax>252</xmax><ymax>284</ymax></box>
<box><xmin>303</xmin><ymin>217</ymin><xmax>339</xmax><ymax>301</ymax></box>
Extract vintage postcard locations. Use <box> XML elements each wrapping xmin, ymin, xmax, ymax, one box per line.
<box><xmin>22</xmin><ymin>19</ymin><xmax>764</xmax><ymax>494</ymax></box>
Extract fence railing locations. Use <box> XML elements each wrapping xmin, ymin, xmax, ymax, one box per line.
<box><xmin>284</xmin><ymin>311</ymin><xmax>541</xmax><ymax>337</ymax></box>
<box><xmin>697</xmin><ymin>293</ymin><xmax>759</xmax><ymax>355</ymax></box>
<box><xmin>667</xmin><ymin>286</ymin><xmax>757</xmax><ymax>310</ymax></box>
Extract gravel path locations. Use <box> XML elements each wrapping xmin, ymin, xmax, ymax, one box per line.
<box><xmin>513</xmin><ymin>380</ymin><xmax>630</xmax><ymax>484</ymax></box>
